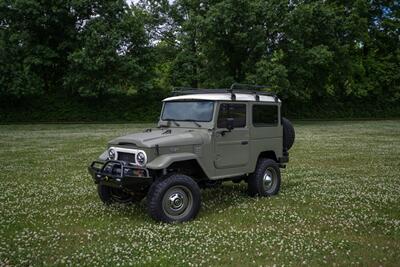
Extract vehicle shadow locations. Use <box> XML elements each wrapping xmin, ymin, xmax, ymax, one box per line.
<box><xmin>99</xmin><ymin>180</ymin><xmax>295</xmax><ymax>223</ymax></box>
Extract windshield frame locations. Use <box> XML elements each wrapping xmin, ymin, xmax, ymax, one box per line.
<box><xmin>161</xmin><ymin>100</ymin><xmax>215</xmax><ymax>122</ymax></box>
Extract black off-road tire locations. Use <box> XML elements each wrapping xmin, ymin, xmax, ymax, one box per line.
<box><xmin>147</xmin><ymin>174</ymin><xmax>201</xmax><ymax>223</ymax></box>
<box><xmin>97</xmin><ymin>184</ymin><xmax>142</xmax><ymax>204</ymax></box>
<box><xmin>282</xmin><ymin>117</ymin><xmax>295</xmax><ymax>150</ymax></box>
<box><xmin>248</xmin><ymin>159</ymin><xmax>281</xmax><ymax>197</ymax></box>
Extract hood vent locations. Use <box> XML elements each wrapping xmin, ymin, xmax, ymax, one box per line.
<box><xmin>118</xmin><ymin>142</ymin><xmax>137</xmax><ymax>147</ymax></box>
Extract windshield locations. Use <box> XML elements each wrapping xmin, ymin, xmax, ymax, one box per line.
<box><xmin>162</xmin><ymin>101</ymin><xmax>214</xmax><ymax>122</ymax></box>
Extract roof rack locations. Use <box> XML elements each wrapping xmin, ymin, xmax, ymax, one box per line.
<box><xmin>172</xmin><ymin>83</ymin><xmax>278</xmax><ymax>102</ymax></box>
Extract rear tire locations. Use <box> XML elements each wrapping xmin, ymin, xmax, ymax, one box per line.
<box><xmin>282</xmin><ymin>117</ymin><xmax>295</xmax><ymax>150</ymax></box>
<box><xmin>147</xmin><ymin>174</ymin><xmax>201</xmax><ymax>223</ymax></box>
<box><xmin>248</xmin><ymin>159</ymin><xmax>281</xmax><ymax>197</ymax></box>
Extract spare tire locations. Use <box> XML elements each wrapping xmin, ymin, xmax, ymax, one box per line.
<box><xmin>282</xmin><ymin>117</ymin><xmax>295</xmax><ymax>150</ymax></box>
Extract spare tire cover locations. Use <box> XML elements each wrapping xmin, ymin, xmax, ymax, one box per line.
<box><xmin>282</xmin><ymin>117</ymin><xmax>295</xmax><ymax>150</ymax></box>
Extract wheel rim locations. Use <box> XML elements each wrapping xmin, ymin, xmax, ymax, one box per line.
<box><xmin>262</xmin><ymin>167</ymin><xmax>277</xmax><ymax>193</ymax></box>
<box><xmin>162</xmin><ymin>185</ymin><xmax>193</xmax><ymax>220</ymax></box>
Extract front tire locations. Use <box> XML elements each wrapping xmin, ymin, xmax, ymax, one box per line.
<box><xmin>147</xmin><ymin>174</ymin><xmax>201</xmax><ymax>223</ymax></box>
<box><xmin>248</xmin><ymin>159</ymin><xmax>281</xmax><ymax>197</ymax></box>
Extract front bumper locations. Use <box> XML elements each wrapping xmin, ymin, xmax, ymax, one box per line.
<box><xmin>88</xmin><ymin>160</ymin><xmax>152</xmax><ymax>191</ymax></box>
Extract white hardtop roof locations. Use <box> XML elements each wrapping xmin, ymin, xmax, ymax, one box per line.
<box><xmin>163</xmin><ymin>93</ymin><xmax>280</xmax><ymax>103</ymax></box>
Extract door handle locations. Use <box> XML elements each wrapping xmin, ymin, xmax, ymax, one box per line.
<box><xmin>241</xmin><ymin>141</ymin><xmax>248</xmax><ymax>145</ymax></box>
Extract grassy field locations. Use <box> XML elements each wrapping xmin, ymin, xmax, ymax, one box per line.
<box><xmin>0</xmin><ymin>121</ymin><xmax>399</xmax><ymax>266</ymax></box>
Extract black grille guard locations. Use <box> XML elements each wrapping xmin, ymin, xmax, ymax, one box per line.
<box><xmin>90</xmin><ymin>160</ymin><xmax>150</xmax><ymax>179</ymax></box>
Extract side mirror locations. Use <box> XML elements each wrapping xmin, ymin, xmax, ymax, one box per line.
<box><xmin>226</xmin><ymin>118</ymin><xmax>234</xmax><ymax>131</ymax></box>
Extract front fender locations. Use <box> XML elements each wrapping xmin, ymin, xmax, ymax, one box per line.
<box><xmin>146</xmin><ymin>153</ymin><xmax>199</xmax><ymax>170</ymax></box>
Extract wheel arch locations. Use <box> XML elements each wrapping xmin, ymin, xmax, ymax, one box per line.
<box><xmin>147</xmin><ymin>153</ymin><xmax>209</xmax><ymax>180</ymax></box>
<box><xmin>257</xmin><ymin>150</ymin><xmax>278</xmax><ymax>162</ymax></box>
<box><xmin>167</xmin><ymin>159</ymin><xmax>208</xmax><ymax>180</ymax></box>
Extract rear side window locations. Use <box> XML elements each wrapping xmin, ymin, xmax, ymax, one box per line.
<box><xmin>217</xmin><ymin>103</ymin><xmax>246</xmax><ymax>128</ymax></box>
<box><xmin>252</xmin><ymin>105</ymin><xmax>278</xmax><ymax>126</ymax></box>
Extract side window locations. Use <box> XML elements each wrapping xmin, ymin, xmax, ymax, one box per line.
<box><xmin>217</xmin><ymin>103</ymin><xmax>247</xmax><ymax>128</ymax></box>
<box><xmin>252</xmin><ymin>105</ymin><xmax>278</xmax><ymax>126</ymax></box>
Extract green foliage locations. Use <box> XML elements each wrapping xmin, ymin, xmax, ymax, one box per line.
<box><xmin>0</xmin><ymin>0</ymin><xmax>155</xmax><ymax>98</ymax></box>
<box><xmin>147</xmin><ymin>0</ymin><xmax>399</xmax><ymax>104</ymax></box>
<box><xmin>65</xmin><ymin>2</ymin><xmax>154</xmax><ymax>96</ymax></box>
<box><xmin>0</xmin><ymin>0</ymin><xmax>77</xmax><ymax>96</ymax></box>
<box><xmin>0</xmin><ymin>0</ymin><xmax>399</xmax><ymax>120</ymax></box>
<box><xmin>248</xmin><ymin>51</ymin><xmax>290</xmax><ymax>96</ymax></box>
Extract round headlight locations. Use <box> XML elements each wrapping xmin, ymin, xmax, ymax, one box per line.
<box><xmin>108</xmin><ymin>148</ymin><xmax>116</xmax><ymax>160</ymax></box>
<box><xmin>136</xmin><ymin>152</ymin><xmax>147</xmax><ymax>165</ymax></box>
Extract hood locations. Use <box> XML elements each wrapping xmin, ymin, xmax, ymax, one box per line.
<box><xmin>108</xmin><ymin>128</ymin><xmax>207</xmax><ymax>148</ymax></box>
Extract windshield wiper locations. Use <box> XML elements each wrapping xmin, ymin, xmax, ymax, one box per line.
<box><xmin>164</xmin><ymin>119</ymin><xmax>180</xmax><ymax>127</ymax></box>
<box><xmin>182</xmin><ymin>119</ymin><xmax>201</xmax><ymax>127</ymax></box>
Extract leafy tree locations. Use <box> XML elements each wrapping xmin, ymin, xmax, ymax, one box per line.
<box><xmin>65</xmin><ymin>2</ymin><xmax>153</xmax><ymax>96</ymax></box>
<box><xmin>0</xmin><ymin>0</ymin><xmax>79</xmax><ymax>96</ymax></box>
<box><xmin>0</xmin><ymin>0</ymin><xmax>153</xmax><ymax>97</ymax></box>
<box><xmin>364</xmin><ymin>0</ymin><xmax>400</xmax><ymax>102</ymax></box>
<box><xmin>1</xmin><ymin>0</ymin><xmax>399</xmax><ymax>118</ymax></box>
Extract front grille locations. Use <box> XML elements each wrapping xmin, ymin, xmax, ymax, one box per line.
<box><xmin>117</xmin><ymin>152</ymin><xmax>136</xmax><ymax>163</ymax></box>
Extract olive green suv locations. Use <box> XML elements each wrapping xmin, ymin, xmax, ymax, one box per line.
<box><xmin>88</xmin><ymin>84</ymin><xmax>295</xmax><ymax>223</ymax></box>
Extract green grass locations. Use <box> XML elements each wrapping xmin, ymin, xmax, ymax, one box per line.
<box><xmin>0</xmin><ymin>121</ymin><xmax>399</xmax><ymax>266</ymax></box>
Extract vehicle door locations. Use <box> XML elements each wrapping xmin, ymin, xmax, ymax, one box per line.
<box><xmin>214</xmin><ymin>102</ymin><xmax>250</xmax><ymax>169</ymax></box>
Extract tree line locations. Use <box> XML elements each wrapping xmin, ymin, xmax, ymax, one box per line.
<box><xmin>0</xmin><ymin>0</ymin><xmax>399</xmax><ymax>121</ymax></box>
